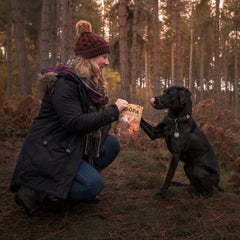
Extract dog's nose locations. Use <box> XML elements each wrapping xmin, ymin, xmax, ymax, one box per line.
<box><xmin>150</xmin><ymin>98</ymin><xmax>156</xmax><ymax>106</ymax></box>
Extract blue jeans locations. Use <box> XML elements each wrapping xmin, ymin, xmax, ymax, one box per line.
<box><xmin>67</xmin><ymin>134</ymin><xmax>120</xmax><ymax>201</ymax></box>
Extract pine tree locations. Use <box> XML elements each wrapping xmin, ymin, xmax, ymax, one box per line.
<box><xmin>61</xmin><ymin>0</ymin><xmax>74</xmax><ymax>63</ymax></box>
<box><xmin>11</xmin><ymin>0</ymin><xmax>31</xmax><ymax>95</ymax></box>
<box><xmin>39</xmin><ymin>0</ymin><xmax>50</xmax><ymax>69</ymax></box>
<box><xmin>118</xmin><ymin>0</ymin><xmax>131</xmax><ymax>101</ymax></box>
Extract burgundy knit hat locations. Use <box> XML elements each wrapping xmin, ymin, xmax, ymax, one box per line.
<box><xmin>74</xmin><ymin>20</ymin><xmax>111</xmax><ymax>59</ymax></box>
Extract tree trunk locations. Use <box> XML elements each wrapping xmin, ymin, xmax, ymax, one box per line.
<box><xmin>7</xmin><ymin>0</ymin><xmax>12</xmax><ymax>97</ymax></box>
<box><xmin>130</xmin><ymin>0</ymin><xmax>138</xmax><ymax>104</ymax></box>
<box><xmin>214</xmin><ymin>0</ymin><xmax>221</xmax><ymax>110</ymax></box>
<box><xmin>39</xmin><ymin>0</ymin><xmax>50</xmax><ymax>69</ymax></box>
<box><xmin>189</xmin><ymin>28</ymin><xmax>193</xmax><ymax>94</ymax></box>
<box><xmin>223</xmin><ymin>40</ymin><xmax>229</xmax><ymax>109</ymax></box>
<box><xmin>171</xmin><ymin>42</ymin><xmax>175</xmax><ymax>85</ymax></box>
<box><xmin>51</xmin><ymin>0</ymin><xmax>58</xmax><ymax>66</ymax></box>
<box><xmin>118</xmin><ymin>0</ymin><xmax>130</xmax><ymax>101</ymax></box>
<box><xmin>61</xmin><ymin>0</ymin><xmax>74</xmax><ymax>63</ymax></box>
<box><xmin>199</xmin><ymin>32</ymin><xmax>205</xmax><ymax>102</ymax></box>
<box><xmin>145</xmin><ymin>47</ymin><xmax>150</xmax><ymax>92</ymax></box>
<box><xmin>153</xmin><ymin>0</ymin><xmax>161</xmax><ymax>121</ymax></box>
<box><xmin>234</xmin><ymin>36</ymin><xmax>239</xmax><ymax>120</ymax></box>
<box><xmin>11</xmin><ymin>0</ymin><xmax>31</xmax><ymax>95</ymax></box>
<box><xmin>153</xmin><ymin>0</ymin><xmax>161</xmax><ymax>94</ymax></box>
<box><xmin>175</xmin><ymin>0</ymin><xmax>182</xmax><ymax>86</ymax></box>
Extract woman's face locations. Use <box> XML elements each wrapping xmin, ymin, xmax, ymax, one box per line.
<box><xmin>92</xmin><ymin>54</ymin><xmax>110</xmax><ymax>72</ymax></box>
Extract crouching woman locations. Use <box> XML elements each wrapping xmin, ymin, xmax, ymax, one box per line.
<box><xmin>10</xmin><ymin>20</ymin><xmax>128</xmax><ymax>216</ymax></box>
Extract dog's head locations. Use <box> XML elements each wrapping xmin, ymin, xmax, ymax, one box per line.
<box><xmin>150</xmin><ymin>86</ymin><xmax>192</xmax><ymax>112</ymax></box>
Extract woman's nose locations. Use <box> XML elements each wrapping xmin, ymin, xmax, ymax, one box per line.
<box><xmin>105</xmin><ymin>58</ymin><xmax>109</xmax><ymax>65</ymax></box>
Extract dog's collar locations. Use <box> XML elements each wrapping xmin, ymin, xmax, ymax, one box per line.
<box><xmin>167</xmin><ymin>114</ymin><xmax>191</xmax><ymax>123</ymax></box>
<box><xmin>167</xmin><ymin>114</ymin><xmax>191</xmax><ymax>139</ymax></box>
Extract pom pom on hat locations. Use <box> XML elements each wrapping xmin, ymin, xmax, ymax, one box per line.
<box><xmin>74</xmin><ymin>20</ymin><xmax>111</xmax><ymax>59</ymax></box>
<box><xmin>76</xmin><ymin>20</ymin><xmax>92</xmax><ymax>37</ymax></box>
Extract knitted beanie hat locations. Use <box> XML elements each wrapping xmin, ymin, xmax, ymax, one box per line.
<box><xmin>74</xmin><ymin>20</ymin><xmax>111</xmax><ymax>59</ymax></box>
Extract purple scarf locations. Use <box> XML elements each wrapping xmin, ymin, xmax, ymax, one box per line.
<box><xmin>41</xmin><ymin>63</ymin><xmax>75</xmax><ymax>76</ymax></box>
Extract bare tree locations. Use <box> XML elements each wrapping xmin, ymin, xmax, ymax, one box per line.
<box><xmin>145</xmin><ymin>46</ymin><xmax>151</xmax><ymax>93</ymax></box>
<box><xmin>144</xmin><ymin>25</ymin><xmax>151</xmax><ymax>96</ymax></box>
<box><xmin>189</xmin><ymin>28</ymin><xmax>193</xmax><ymax>93</ymax></box>
<box><xmin>11</xmin><ymin>0</ymin><xmax>31</xmax><ymax>95</ymax></box>
<box><xmin>51</xmin><ymin>0</ymin><xmax>58</xmax><ymax>66</ymax></box>
<box><xmin>223</xmin><ymin>40</ymin><xmax>229</xmax><ymax>109</ymax></box>
<box><xmin>39</xmin><ymin>0</ymin><xmax>50</xmax><ymax>69</ymax></box>
<box><xmin>175</xmin><ymin>0</ymin><xmax>182</xmax><ymax>86</ymax></box>
<box><xmin>214</xmin><ymin>0</ymin><xmax>221</xmax><ymax>110</ymax></box>
<box><xmin>153</xmin><ymin>0</ymin><xmax>161</xmax><ymax>94</ymax></box>
<box><xmin>7</xmin><ymin>0</ymin><xmax>12</xmax><ymax>97</ymax></box>
<box><xmin>118</xmin><ymin>0</ymin><xmax>130</xmax><ymax>101</ymax></box>
<box><xmin>171</xmin><ymin>42</ymin><xmax>175</xmax><ymax>85</ymax></box>
<box><xmin>234</xmin><ymin>35</ymin><xmax>239</xmax><ymax>120</ymax></box>
<box><xmin>199</xmin><ymin>33</ymin><xmax>205</xmax><ymax>102</ymax></box>
<box><xmin>130</xmin><ymin>0</ymin><xmax>138</xmax><ymax>104</ymax></box>
<box><xmin>153</xmin><ymin>0</ymin><xmax>161</xmax><ymax>121</ymax></box>
<box><xmin>61</xmin><ymin>0</ymin><xmax>74</xmax><ymax>63</ymax></box>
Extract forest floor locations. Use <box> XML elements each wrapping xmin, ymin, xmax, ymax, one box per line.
<box><xmin>0</xmin><ymin>133</ymin><xmax>240</xmax><ymax>240</ymax></box>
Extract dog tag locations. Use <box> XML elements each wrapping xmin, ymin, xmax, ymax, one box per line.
<box><xmin>174</xmin><ymin>132</ymin><xmax>180</xmax><ymax>138</ymax></box>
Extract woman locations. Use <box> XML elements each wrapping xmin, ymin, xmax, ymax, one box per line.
<box><xmin>10</xmin><ymin>20</ymin><xmax>128</xmax><ymax>216</ymax></box>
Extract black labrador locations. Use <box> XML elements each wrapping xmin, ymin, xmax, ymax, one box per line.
<box><xmin>140</xmin><ymin>86</ymin><xmax>222</xmax><ymax>196</ymax></box>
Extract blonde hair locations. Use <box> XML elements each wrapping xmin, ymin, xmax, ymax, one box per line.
<box><xmin>74</xmin><ymin>57</ymin><xmax>107</xmax><ymax>87</ymax></box>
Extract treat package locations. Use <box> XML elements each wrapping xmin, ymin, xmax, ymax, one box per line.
<box><xmin>115</xmin><ymin>104</ymin><xmax>143</xmax><ymax>139</ymax></box>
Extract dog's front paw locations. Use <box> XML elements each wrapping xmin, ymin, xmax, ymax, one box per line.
<box><xmin>156</xmin><ymin>188</ymin><xmax>167</xmax><ymax>196</ymax></box>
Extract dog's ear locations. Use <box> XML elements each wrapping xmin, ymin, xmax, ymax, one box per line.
<box><xmin>178</xmin><ymin>88</ymin><xmax>191</xmax><ymax>104</ymax></box>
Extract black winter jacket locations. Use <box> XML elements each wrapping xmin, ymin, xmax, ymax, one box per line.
<box><xmin>10</xmin><ymin>73</ymin><xmax>119</xmax><ymax>199</ymax></box>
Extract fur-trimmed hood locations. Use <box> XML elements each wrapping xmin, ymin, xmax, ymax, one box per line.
<box><xmin>37</xmin><ymin>72</ymin><xmax>58</xmax><ymax>94</ymax></box>
<box><xmin>37</xmin><ymin>63</ymin><xmax>76</xmax><ymax>94</ymax></box>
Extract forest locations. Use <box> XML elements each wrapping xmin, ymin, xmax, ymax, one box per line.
<box><xmin>0</xmin><ymin>0</ymin><xmax>239</xmax><ymax>117</ymax></box>
<box><xmin>0</xmin><ymin>0</ymin><xmax>240</xmax><ymax>239</ymax></box>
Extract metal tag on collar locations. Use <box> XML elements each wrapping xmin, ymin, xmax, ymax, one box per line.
<box><xmin>174</xmin><ymin>131</ymin><xmax>180</xmax><ymax>138</ymax></box>
<box><xmin>174</xmin><ymin>119</ymin><xmax>180</xmax><ymax>138</ymax></box>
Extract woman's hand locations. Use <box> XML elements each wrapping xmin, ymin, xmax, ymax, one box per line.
<box><xmin>115</xmin><ymin>99</ymin><xmax>128</xmax><ymax>113</ymax></box>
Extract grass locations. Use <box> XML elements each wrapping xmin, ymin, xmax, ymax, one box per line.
<box><xmin>0</xmin><ymin>139</ymin><xmax>240</xmax><ymax>240</ymax></box>
<box><xmin>56</xmin><ymin>217</ymin><xmax>116</xmax><ymax>240</ymax></box>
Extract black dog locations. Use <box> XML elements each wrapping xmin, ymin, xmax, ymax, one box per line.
<box><xmin>140</xmin><ymin>86</ymin><xmax>222</xmax><ymax>196</ymax></box>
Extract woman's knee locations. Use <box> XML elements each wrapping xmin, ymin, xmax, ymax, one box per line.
<box><xmin>104</xmin><ymin>134</ymin><xmax>120</xmax><ymax>155</ymax></box>
<box><xmin>68</xmin><ymin>162</ymin><xmax>104</xmax><ymax>201</ymax></box>
<box><xmin>94</xmin><ymin>135</ymin><xmax>120</xmax><ymax>170</ymax></box>
<box><xmin>68</xmin><ymin>173</ymin><xmax>104</xmax><ymax>201</ymax></box>
<box><xmin>88</xmin><ymin>172</ymin><xmax>104</xmax><ymax>195</ymax></box>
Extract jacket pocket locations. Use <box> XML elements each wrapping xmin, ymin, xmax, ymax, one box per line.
<box><xmin>30</xmin><ymin>138</ymin><xmax>75</xmax><ymax>182</ymax></box>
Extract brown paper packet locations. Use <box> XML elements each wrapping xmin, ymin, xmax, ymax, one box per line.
<box><xmin>114</xmin><ymin>104</ymin><xmax>143</xmax><ymax>139</ymax></box>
